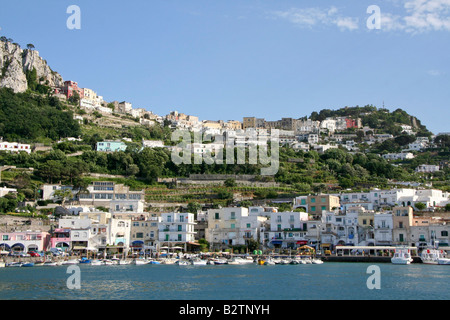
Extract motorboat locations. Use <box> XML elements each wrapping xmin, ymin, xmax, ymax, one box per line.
<box><xmin>312</xmin><ymin>258</ymin><xmax>324</xmax><ymax>264</ymax></box>
<box><xmin>176</xmin><ymin>260</ymin><xmax>190</xmax><ymax>266</ymax></box>
<box><xmin>421</xmin><ymin>248</ymin><xmax>450</xmax><ymax>265</ymax></box>
<box><xmin>264</xmin><ymin>257</ymin><xmax>276</xmax><ymax>265</ymax></box>
<box><xmin>22</xmin><ymin>262</ymin><xmax>34</xmax><ymax>267</ymax></box>
<box><xmin>190</xmin><ymin>258</ymin><xmax>208</xmax><ymax>265</ymax></box>
<box><xmin>42</xmin><ymin>261</ymin><xmax>58</xmax><ymax>266</ymax></box>
<box><xmin>90</xmin><ymin>260</ymin><xmax>103</xmax><ymax>266</ymax></box>
<box><xmin>133</xmin><ymin>259</ymin><xmax>149</xmax><ymax>265</ymax></box>
<box><xmin>391</xmin><ymin>248</ymin><xmax>413</xmax><ymax>265</ymax></box>
<box><xmin>7</xmin><ymin>262</ymin><xmax>23</xmax><ymax>267</ymax></box>
<box><xmin>79</xmin><ymin>258</ymin><xmax>91</xmax><ymax>264</ymax></box>
<box><xmin>62</xmin><ymin>259</ymin><xmax>79</xmax><ymax>265</ymax></box>
<box><xmin>280</xmin><ymin>258</ymin><xmax>291</xmax><ymax>265</ymax></box>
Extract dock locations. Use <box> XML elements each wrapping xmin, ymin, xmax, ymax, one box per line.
<box><xmin>321</xmin><ymin>256</ymin><xmax>422</xmax><ymax>263</ymax></box>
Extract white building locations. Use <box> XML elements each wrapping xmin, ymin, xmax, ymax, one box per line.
<box><xmin>382</xmin><ymin>152</ymin><xmax>415</xmax><ymax>161</ymax></box>
<box><xmin>0</xmin><ymin>141</ymin><xmax>31</xmax><ymax>154</ymax></box>
<box><xmin>268</xmin><ymin>211</ymin><xmax>309</xmax><ymax>249</ymax></box>
<box><xmin>158</xmin><ymin>212</ymin><xmax>196</xmax><ymax>246</ymax></box>
<box><xmin>415</xmin><ymin>164</ymin><xmax>440</xmax><ymax>173</ymax></box>
<box><xmin>374</xmin><ymin>213</ymin><xmax>393</xmax><ymax>246</ymax></box>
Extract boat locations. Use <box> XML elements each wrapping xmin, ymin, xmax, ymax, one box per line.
<box><xmin>22</xmin><ymin>262</ymin><xmax>34</xmax><ymax>267</ymax></box>
<box><xmin>90</xmin><ymin>260</ymin><xmax>103</xmax><ymax>266</ymax></box>
<box><xmin>264</xmin><ymin>257</ymin><xmax>276</xmax><ymax>265</ymax></box>
<box><xmin>6</xmin><ymin>262</ymin><xmax>22</xmax><ymax>267</ymax></box>
<box><xmin>79</xmin><ymin>258</ymin><xmax>91</xmax><ymax>264</ymax></box>
<box><xmin>0</xmin><ymin>262</ymin><xmax>6</xmax><ymax>268</ymax></box>
<box><xmin>42</xmin><ymin>261</ymin><xmax>58</xmax><ymax>266</ymax></box>
<box><xmin>190</xmin><ymin>258</ymin><xmax>207</xmax><ymax>265</ymax></box>
<box><xmin>280</xmin><ymin>258</ymin><xmax>291</xmax><ymax>265</ymax></box>
<box><xmin>312</xmin><ymin>258</ymin><xmax>324</xmax><ymax>264</ymax></box>
<box><xmin>133</xmin><ymin>259</ymin><xmax>149</xmax><ymax>265</ymax></box>
<box><xmin>147</xmin><ymin>259</ymin><xmax>161</xmax><ymax>265</ymax></box>
<box><xmin>102</xmin><ymin>259</ymin><xmax>115</xmax><ymax>265</ymax></box>
<box><xmin>62</xmin><ymin>259</ymin><xmax>79</xmax><ymax>265</ymax></box>
<box><xmin>176</xmin><ymin>260</ymin><xmax>190</xmax><ymax>266</ymax></box>
<box><xmin>118</xmin><ymin>260</ymin><xmax>132</xmax><ymax>265</ymax></box>
<box><xmin>391</xmin><ymin>248</ymin><xmax>413</xmax><ymax>265</ymax></box>
<box><xmin>213</xmin><ymin>258</ymin><xmax>228</xmax><ymax>265</ymax></box>
<box><xmin>421</xmin><ymin>248</ymin><xmax>450</xmax><ymax>265</ymax></box>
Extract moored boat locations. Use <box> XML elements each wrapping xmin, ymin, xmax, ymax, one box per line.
<box><xmin>190</xmin><ymin>258</ymin><xmax>207</xmax><ymax>265</ymax></box>
<box><xmin>391</xmin><ymin>248</ymin><xmax>413</xmax><ymax>265</ymax></box>
<box><xmin>421</xmin><ymin>248</ymin><xmax>450</xmax><ymax>265</ymax></box>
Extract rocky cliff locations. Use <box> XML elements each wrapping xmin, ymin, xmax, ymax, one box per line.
<box><xmin>0</xmin><ymin>41</ymin><xmax>63</xmax><ymax>93</ymax></box>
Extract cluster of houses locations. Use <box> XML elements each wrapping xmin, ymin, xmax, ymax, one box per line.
<box><xmin>1</xmin><ymin>181</ymin><xmax>449</xmax><ymax>256</ymax></box>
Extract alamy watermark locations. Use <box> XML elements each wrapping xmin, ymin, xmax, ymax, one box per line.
<box><xmin>366</xmin><ymin>265</ymin><xmax>381</xmax><ymax>290</ymax></box>
<box><xmin>66</xmin><ymin>265</ymin><xmax>81</xmax><ymax>290</ymax></box>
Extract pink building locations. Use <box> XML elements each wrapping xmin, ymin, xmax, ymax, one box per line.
<box><xmin>0</xmin><ymin>231</ymin><xmax>51</xmax><ymax>252</ymax></box>
<box><xmin>57</xmin><ymin>81</ymin><xmax>84</xmax><ymax>100</ymax></box>
<box><xmin>50</xmin><ymin>228</ymin><xmax>71</xmax><ymax>251</ymax></box>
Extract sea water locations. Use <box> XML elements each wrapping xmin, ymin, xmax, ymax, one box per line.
<box><xmin>0</xmin><ymin>262</ymin><xmax>448</xmax><ymax>300</ymax></box>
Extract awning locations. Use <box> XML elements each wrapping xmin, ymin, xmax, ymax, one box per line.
<box><xmin>271</xmin><ymin>240</ymin><xmax>283</xmax><ymax>245</ymax></box>
<box><xmin>296</xmin><ymin>241</ymin><xmax>308</xmax><ymax>245</ymax></box>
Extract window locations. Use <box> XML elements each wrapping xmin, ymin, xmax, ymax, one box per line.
<box><xmin>442</xmin><ymin>231</ymin><xmax>449</xmax><ymax>237</ymax></box>
<box><xmin>231</xmin><ymin>224</ymin><xmax>235</xmax><ymax>229</ymax></box>
<box><xmin>363</xmin><ymin>219</ymin><xmax>367</xmax><ymax>225</ymax></box>
<box><xmin>301</xmin><ymin>199</ymin><xmax>306</xmax><ymax>205</ymax></box>
<box><xmin>311</xmin><ymin>206</ymin><xmax>316</xmax><ymax>212</ymax></box>
<box><xmin>277</xmin><ymin>224</ymin><xmax>282</xmax><ymax>231</ymax></box>
<box><xmin>321</xmin><ymin>206</ymin><xmax>326</xmax><ymax>211</ymax></box>
<box><xmin>311</xmin><ymin>198</ymin><xmax>316</xmax><ymax>203</ymax></box>
<box><xmin>136</xmin><ymin>232</ymin><xmax>144</xmax><ymax>239</ymax></box>
<box><xmin>178</xmin><ymin>225</ymin><xmax>182</xmax><ymax>231</ymax></box>
<box><xmin>321</xmin><ymin>197</ymin><xmax>326</xmax><ymax>203</ymax></box>
<box><xmin>167</xmin><ymin>216</ymin><xmax>172</xmax><ymax>222</ymax></box>
<box><xmin>178</xmin><ymin>234</ymin><xmax>182</xmax><ymax>241</ymax></box>
<box><xmin>215</xmin><ymin>212</ymin><xmax>220</xmax><ymax>220</ymax></box>
<box><xmin>246</xmin><ymin>223</ymin><xmax>251</xmax><ymax>228</ymax></box>
<box><xmin>179</xmin><ymin>215</ymin><xmax>184</xmax><ymax>222</ymax></box>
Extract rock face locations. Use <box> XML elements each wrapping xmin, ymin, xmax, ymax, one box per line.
<box><xmin>0</xmin><ymin>41</ymin><xmax>63</xmax><ymax>93</ymax></box>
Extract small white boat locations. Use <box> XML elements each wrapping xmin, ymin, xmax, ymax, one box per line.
<box><xmin>312</xmin><ymin>258</ymin><xmax>324</xmax><ymax>264</ymax></box>
<box><xmin>421</xmin><ymin>248</ymin><xmax>450</xmax><ymax>265</ymax></box>
<box><xmin>161</xmin><ymin>258</ymin><xmax>177</xmax><ymax>265</ymax></box>
<box><xmin>7</xmin><ymin>262</ymin><xmax>23</xmax><ymax>267</ymax></box>
<box><xmin>118</xmin><ymin>260</ymin><xmax>132</xmax><ymax>265</ymax></box>
<box><xmin>62</xmin><ymin>259</ymin><xmax>79</xmax><ymax>265</ymax></box>
<box><xmin>133</xmin><ymin>259</ymin><xmax>149</xmax><ymax>265</ymax></box>
<box><xmin>280</xmin><ymin>259</ymin><xmax>291</xmax><ymax>265</ymax></box>
<box><xmin>391</xmin><ymin>248</ymin><xmax>413</xmax><ymax>265</ymax></box>
<box><xmin>90</xmin><ymin>260</ymin><xmax>103</xmax><ymax>266</ymax></box>
<box><xmin>190</xmin><ymin>258</ymin><xmax>207</xmax><ymax>265</ymax></box>
<box><xmin>102</xmin><ymin>259</ymin><xmax>115</xmax><ymax>265</ymax></box>
<box><xmin>42</xmin><ymin>261</ymin><xmax>58</xmax><ymax>267</ymax></box>
<box><xmin>176</xmin><ymin>260</ymin><xmax>190</xmax><ymax>266</ymax></box>
<box><xmin>213</xmin><ymin>258</ymin><xmax>228</xmax><ymax>265</ymax></box>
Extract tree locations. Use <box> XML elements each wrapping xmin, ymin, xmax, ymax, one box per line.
<box><xmin>53</xmin><ymin>189</ymin><xmax>73</xmax><ymax>207</ymax></box>
<box><xmin>224</xmin><ymin>178</ymin><xmax>237</xmax><ymax>187</ymax></box>
<box><xmin>26</xmin><ymin>43</ymin><xmax>35</xmax><ymax>50</ymax></box>
<box><xmin>414</xmin><ymin>202</ymin><xmax>426</xmax><ymax>211</ymax></box>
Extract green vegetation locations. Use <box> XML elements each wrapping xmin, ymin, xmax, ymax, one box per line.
<box><xmin>0</xmin><ymin>87</ymin><xmax>81</xmax><ymax>142</ymax></box>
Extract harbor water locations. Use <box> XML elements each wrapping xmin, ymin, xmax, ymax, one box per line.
<box><xmin>0</xmin><ymin>262</ymin><xmax>448</xmax><ymax>300</ymax></box>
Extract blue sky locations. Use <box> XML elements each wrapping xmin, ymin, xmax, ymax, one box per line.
<box><xmin>0</xmin><ymin>0</ymin><xmax>449</xmax><ymax>134</ymax></box>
